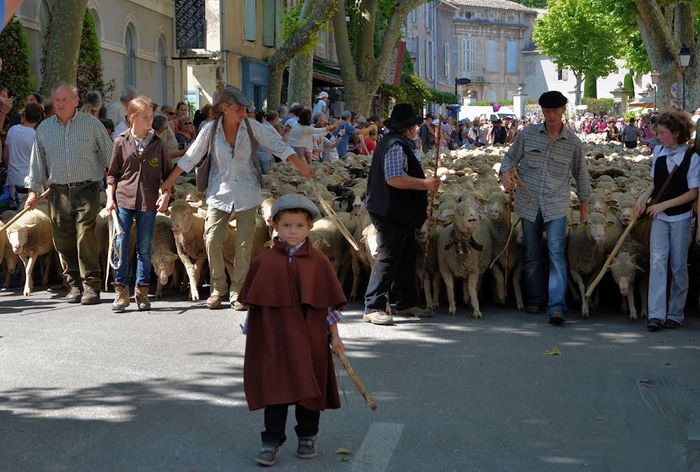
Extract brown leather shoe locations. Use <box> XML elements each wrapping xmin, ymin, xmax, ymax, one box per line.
<box><xmin>206</xmin><ymin>294</ymin><xmax>224</xmax><ymax>309</ymax></box>
<box><xmin>65</xmin><ymin>286</ymin><xmax>82</xmax><ymax>303</ymax></box>
<box><xmin>232</xmin><ymin>300</ymin><xmax>248</xmax><ymax>311</ymax></box>
<box><xmin>134</xmin><ymin>286</ymin><xmax>150</xmax><ymax>311</ymax></box>
<box><xmin>81</xmin><ymin>287</ymin><xmax>101</xmax><ymax>305</ymax></box>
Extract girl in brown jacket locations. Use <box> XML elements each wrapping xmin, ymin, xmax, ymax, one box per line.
<box><xmin>106</xmin><ymin>96</ymin><xmax>172</xmax><ymax>311</ymax></box>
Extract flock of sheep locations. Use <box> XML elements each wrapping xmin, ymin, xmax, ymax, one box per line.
<box><xmin>3</xmin><ymin>135</ymin><xmax>694</xmax><ymax>319</ymax></box>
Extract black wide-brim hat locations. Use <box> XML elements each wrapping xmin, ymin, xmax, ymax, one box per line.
<box><xmin>385</xmin><ymin>103</ymin><xmax>423</xmax><ymax>129</ymax></box>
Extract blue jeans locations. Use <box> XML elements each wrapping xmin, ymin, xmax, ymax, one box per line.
<box><xmin>521</xmin><ymin>211</ymin><xmax>568</xmax><ymax>315</ymax></box>
<box><xmin>114</xmin><ymin>207</ymin><xmax>156</xmax><ymax>287</ymax></box>
<box><xmin>648</xmin><ymin>217</ymin><xmax>691</xmax><ymax>324</ymax></box>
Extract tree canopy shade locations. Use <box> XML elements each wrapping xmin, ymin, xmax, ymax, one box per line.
<box><xmin>77</xmin><ymin>8</ymin><xmax>113</xmax><ymax>103</ymax></box>
<box><xmin>532</xmin><ymin>0</ymin><xmax>623</xmax><ymax>105</ymax></box>
<box><xmin>621</xmin><ymin>0</ymin><xmax>699</xmax><ymax>110</ymax></box>
<box><xmin>512</xmin><ymin>0</ymin><xmax>547</xmax><ymax>7</ymax></box>
<box><xmin>333</xmin><ymin>0</ymin><xmax>429</xmax><ymax>116</ymax></box>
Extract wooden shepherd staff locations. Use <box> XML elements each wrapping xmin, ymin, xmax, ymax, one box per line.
<box><xmin>334</xmin><ymin>350</ymin><xmax>377</xmax><ymax>411</ymax></box>
<box><xmin>0</xmin><ymin>188</ymin><xmax>51</xmax><ymax>234</ymax></box>
<box><xmin>504</xmin><ymin>190</ymin><xmax>513</xmax><ymax>298</ymax></box>
<box><xmin>585</xmin><ymin>182</ymin><xmax>655</xmax><ymax>298</ymax></box>
<box><xmin>424</xmin><ymin>117</ymin><xmax>442</xmax><ymax>256</ymax></box>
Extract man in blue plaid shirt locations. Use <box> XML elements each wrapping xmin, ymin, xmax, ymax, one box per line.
<box><xmin>363</xmin><ymin>104</ymin><xmax>440</xmax><ymax>325</ymax></box>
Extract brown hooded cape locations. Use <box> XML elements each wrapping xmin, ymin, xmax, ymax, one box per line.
<box><xmin>239</xmin><ymin>239</ymin><xmax>347</xmax><ymax>411</ymax></box>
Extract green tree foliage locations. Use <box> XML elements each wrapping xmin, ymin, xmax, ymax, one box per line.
<box><xmin>0</xmin><ymin>18</ymin><xmax>36</xmax><ymax>108</ymax></box>
<box><xmin>581</xmin><ymin>97</ymin><xmax>615</xmax><ymax>116</ymax></box>
<box><xmin>77</xmin><ymin>9</ymin><xmax>113</xmax><ymax>102</ymax></box>
<box><xmin>532</xmin><ymin>0</ymin><xmax>623</xmax><ymax>105</ymax></box>
<box><xmin>583</xmin><ymin>74</ymin><xmax>597</xmax><ymax>98</ymax></box>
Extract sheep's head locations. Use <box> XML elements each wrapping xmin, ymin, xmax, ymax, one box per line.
<box><xmin>453</xmin><ymin>196</ymin><xmax>480</xmax><ymax>233</ymax></box>
<box><xmin>169</xmin><ymin>200</ymin><xmax>196</xmax><ymax>234</ymax></box>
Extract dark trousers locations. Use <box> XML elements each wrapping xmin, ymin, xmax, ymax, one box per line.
<box><xmin>363</xmin><ymin>213</ymin><xmax>419</xmax><ymax>312</ymax></box>
<box><xmin>261</xmin><ymin>403</ymin><xmax>320</xmax><ymax>446</ymax></box>
<box><xmin>49</xmin><ymin>181</ymin><xmax>101</xmax><ymax>291</ymax></box>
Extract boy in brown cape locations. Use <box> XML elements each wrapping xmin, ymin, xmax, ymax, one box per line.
<box><xmin>238</xmin><ymin>194</ymin><xmax>346</xmax><ymax>467</ymax></box>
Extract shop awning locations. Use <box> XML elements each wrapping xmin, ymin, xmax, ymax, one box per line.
<box><xmin>313</xmin><ymin>57</ymin><xmax>343</xmax><ymax>86</ymax></box>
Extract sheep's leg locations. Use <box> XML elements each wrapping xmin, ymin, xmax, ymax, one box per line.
<box><xmin>23</xmin><ymin>255</ymin><xmax>35</xmax><ymax>296</ymax></box>
<box><xmin>490</xmin><ymin>264</ymin><xmax>506</xmax><ymax>305</ymax></box>
<box><xmin>468</xmin><ymin>273</ymin><xmax>482</xmax><ymax>319</ymax></box>
<box><xmin>350</xmin><ymin>253</ymin><xmax>362</xmax><ymax>301</ymax></box>
<box><xmin>627</xmin><ymin>288</ymin><xmax>638</xmax><ymax>320</ymax></box>
<box><xmin>571</xmin><ymin>270</ymin><xmax>589</xmax><ymax>317</ymax></box>
<box><xmin>40</xmin><ymin>254</ymin><xmax>51</xmax><ymax>287</ymax></box>
<box><xmin>156</xmin><ymin>279</ymin><xmax>164</xmax><ymax>299</ymax></box>
<box><xmin>461</xmin><ymin>278</ymin><xmax>471</xmax><ymax>307</ymax></box>
<box><xmin>442</xmin><ymin>270</ymin><xmax>457</xmax><ymax>316</ymax></box>
<box><xmin>431</xmin><ymin>273</ymin><xmax>441</xmax><ymax>310</ymax></box>
<box><xmin>567</xmin><ymin>275</ymin><xmax>581</xmax><ymax>304</ymax></box>
<box><xmin>513</xmin><ymin>264</ymin><xmax>524</xmax><ymax>311</ymax></box>
<box><xmin>421</xmin><ymin>272</ymin><xmax>433</xmax><ymax>311</ymax></box>
<box><xmin>177</xmin><ymin>250</ymin><xmax>200</xmax><ymax>301</ymax></box>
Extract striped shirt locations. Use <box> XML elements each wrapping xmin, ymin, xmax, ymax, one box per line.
<box><xmin>500</xmin><ymin>123</ymin><xmax>590</xmax><ymax>223</ymax></box>
<box><xmin>384</xmin><ymin>143</ymin><xmax>409</xmax><ymax>180</ymax></box>
<box><xmin>27</xmin><ymin>111</ymin><xmax>113</xmax><ymax>191</ymax></box>
<box><xmin>240</xmin><ymin>239</ymin><xmax>343</xmax><ymax>334</ymax></box>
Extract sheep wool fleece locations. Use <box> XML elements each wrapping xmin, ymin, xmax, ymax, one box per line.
<box><xmin>239</xmin><ymin>239</ymin><xmax>346</xmax><ymax>411</ymax></box>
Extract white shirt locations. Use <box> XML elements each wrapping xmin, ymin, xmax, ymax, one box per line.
<box><xmin>650</xmin><ymin>143</ymin><xmax>700</xmax><ymax>222</ymax></box>
<box><xmin>313</xmin><ymin>99</ymin><xmax>327</xmax><ymax>115</ymax></box>
<box><xmin>177</xmin><ymin>119</ymin><xmax>296</xmax><ymax>213</ymax></box>
<box><xmin>6</xmin><ymin>124</ymin><xmax>35</xmax><ymax>187</ymax></box>
<box><xmin>287</xmin><ymin>122</ymin><xmax>327</xmax><ymax>149</ymax></box>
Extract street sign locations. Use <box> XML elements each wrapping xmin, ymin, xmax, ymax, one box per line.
<box><xmin>175</xmin><ymin>0</ymin><xmax>206</xmax><ymax>50</ymax></box>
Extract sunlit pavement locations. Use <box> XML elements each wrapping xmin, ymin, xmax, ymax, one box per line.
<box><xmin>1</xmin><ymin>288</ymin><xmax>699</xmax><ymax>471</ymax></box>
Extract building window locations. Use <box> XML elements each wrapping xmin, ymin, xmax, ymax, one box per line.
<box><xmin>427</xmin><ymin>40</ymin><xmax>434</xmax><ymax>80</ymax></box>
<box><xmin>463</xmin><ymin>37</ymin><xmax>475</xmax><ymax>72</ymax></box>
<box><xmin>412</xmin><ymin>8</ymin><xmax>417</xmax><ymax>23</ymax></box>
<box><xmin>486</xmin><ymin>39</ymin><xmax>498</xmax><ymax>73</ymax></box>
<box><xmin>415</xmin><ymin>40</ymin><xmax>420</xmax><ymax>77</ymax></box>
<box><xmin>424</xmin><ymin>3</ymin><xmax>431</xmax><ymax>28</ymax></box>
<box><xmin>244</xmin><ymin>0</ymin><xmax>257</xmax><ymax>42</ymax></box>
<box><xmin>444</xmin><ymin>43</ymin><xmax>450</xmax><ymax>79</ymax></box>
<box><xmin>506</xmin><ymin>41</ymin><xmax>517</xmax><ymax>74</ymax></box>
<box><xmin>124</xmin><ymin>24</ymin><xmax>136</xmax><ymax>88</ymax></box>
<box><xmin>158</xmin><ymin>36</ymin><xmax>168</xmax><ymax>105</ymax></box>
<box><xmin>262</xmin><ymin>0</ymin><xmax>275</xmax><ymax>47</ymax></box>
<box><xmin>557</xmin><ymin>67</ymin><xmax>569</xmax><ymax>81</ymax></box>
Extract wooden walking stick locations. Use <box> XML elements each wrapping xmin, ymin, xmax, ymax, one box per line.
<box><xmin>0</xmin><ymin>188</ymin><xmax>51</xmax><ymax>233</ymax></box>
<box><xmin>585</xmin><ymin>182</ymin><xmax>655</xmax><ymax>298</ymax></box>
<box><xmin>504</xmin><ymin>190</ymin><xmax>513</xmax><ymax>298</ymax></box>
<box><xmin>334</xmin><ymin>350</ymin><xmax>377</xmax><ymax>410</ymax></box>
<box><xmin>424</xmin><ymin>119</ymin><xmax>443</xmax><ymax>256</ymax></box>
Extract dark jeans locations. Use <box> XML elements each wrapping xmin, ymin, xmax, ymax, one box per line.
<box><xmin>363</xmin><ymin>213</ymin><xmax>419</xmax><ymax>313</ymax></box>
<box><xmin>49</xmin><ymin>181</ymin><xmax>101</xmax><ymax>291</ymax></box>
<box><xmin>261</xmin><ymin>403</ymin><xmax>320</xmax><ymax>446</ymax></box>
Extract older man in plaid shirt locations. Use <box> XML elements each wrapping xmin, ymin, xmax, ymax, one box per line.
<box><xmin>25</xmin><ymin>84</ymin><xmax>113</xmax><ymax>305</ymax></box>
<box><xmin>500</xmin><ymin>91</ymin><xmax>591</xmax><ymax>326</ymax></box>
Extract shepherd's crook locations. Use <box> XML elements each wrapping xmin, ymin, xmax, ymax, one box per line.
<box><xmin>0</xmin><ymin>188</ymin><xmax>51</xmax><ymax>233</ymax></box>
<box><xmin>334</xmin><ymin>351</ymin><xmax>377</xmax><ymax>411</ymax></box>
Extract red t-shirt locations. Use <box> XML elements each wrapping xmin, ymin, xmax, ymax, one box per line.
<box><xmin>363</xmin><ymin>137</ymin><xmax>376</xmax><ymax>155</ymax></box>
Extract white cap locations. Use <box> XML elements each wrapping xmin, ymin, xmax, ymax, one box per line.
<box><xmin>318</xmin><ymin>91</ymin><xmax>329</xmax><ymax>99</ymax></box>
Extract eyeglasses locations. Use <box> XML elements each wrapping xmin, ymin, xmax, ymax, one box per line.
<box><xmin>183</xmin><ymin>121</ymin><xmax>193</xmax><ymax>125</ymax></box>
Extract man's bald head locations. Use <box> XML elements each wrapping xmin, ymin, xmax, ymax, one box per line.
<box><xmin>52</xmin><ymin>84</ymin><xmax>79</xmax><ymax>123</ymax></box>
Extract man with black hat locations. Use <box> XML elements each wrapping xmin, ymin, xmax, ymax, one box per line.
<box><xmin>363</xmin><ymin>104</ymin><xmax>441</xmax><ymax>325</ymax></box>
<box><xmin>161</xmin><ymin>84</ymin><xmax>313</xmax><ymax>311</ymax></box>
<box><xmin>499</xmin><ymin>91</ymin><xmax>590</xmax><ymax>326</ymax></box>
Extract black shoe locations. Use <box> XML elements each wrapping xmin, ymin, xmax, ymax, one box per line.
<box><xmin>525</xmin><ymin>304</ymin><xmax>543</xmax><ymax>314</ymax></box>
<box><xmin>647</xmin><ymin>318</ymin><xmax>663</xmax><ymax>332</ymax></box>
<box><xmin>664</xmin><ymin>319</ymin><xmax>682</xmax><ymax>329</ymax></box>
<box><xmin>548</xmin><ymin>312</ymin><xmax>565</xmax><ymax>326</ymax></box>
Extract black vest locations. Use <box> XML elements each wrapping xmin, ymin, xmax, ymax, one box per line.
<box><xmin>365</xmin><ymin>133</ymin><xmax>428</xmax><ymax>226</ymax></box>
<box><xmin>651</xmin><ymin>147</ymin><xmax>694</xmax><ymax>216</ymax></box>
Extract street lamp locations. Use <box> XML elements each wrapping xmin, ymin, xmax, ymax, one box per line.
<box><xmin>679</xmin><ymin>44</ymin><xmax>691</xmax><ymax>110</ymax></box>
<box><xmin>650</xmin><ymin>69</ymin><xmax>660</xmax><ymax>111</ymax></box>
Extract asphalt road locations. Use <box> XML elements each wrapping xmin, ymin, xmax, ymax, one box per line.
<box><xmin>1</xmin><ymin>288</ymin><xmax>700</xmax><ymax>472</ymax></box>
